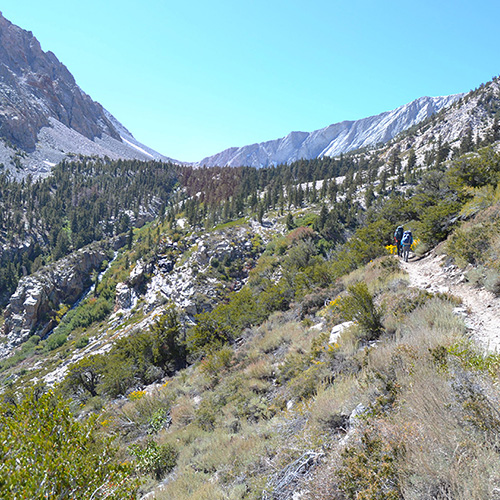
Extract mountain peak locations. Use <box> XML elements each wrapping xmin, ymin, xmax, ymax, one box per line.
<box><xmin>197</xmin><ymin>94</ymin><xmax>463</xmax><ymax>168</ymax></box>
<box><xmin>0</xmin><ymin>13</ymin><xmax>170</xmax><ymax>178</ymax></box>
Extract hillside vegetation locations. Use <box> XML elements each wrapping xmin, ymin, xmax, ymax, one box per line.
<box><xmin>2</xmin><ymin>78</ymin><xmax>500</xmax><ymax>499</ymax></box>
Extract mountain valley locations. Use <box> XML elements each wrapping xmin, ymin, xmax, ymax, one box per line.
<box><xmin>2</xmin><ymin>11</ymin><xmax>500</xmax><ymax>500</ymax></box>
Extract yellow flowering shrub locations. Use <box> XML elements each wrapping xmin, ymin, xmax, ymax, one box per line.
<box><xmin>128</xmin><ymin>390</ymin><xmax>146</xmax><ymax>401</ymax></box>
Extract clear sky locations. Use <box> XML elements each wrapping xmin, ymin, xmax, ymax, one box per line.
<box><xmin>1</xmin><ymin>1</ymin><xmax>499</xmax><ymax>162</ymax></box>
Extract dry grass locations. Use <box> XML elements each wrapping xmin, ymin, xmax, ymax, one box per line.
<box><xmin>394</xmin><ymin>363</ymin><xmax>500</xmax><ymax>500</ymax></box>
<box><xmin>300</xmin><ymin>293</ymin><xmax>500</xmax><ymax>499</ymax></box>
<box><xmin>337</xmin><ymin>322</ymin><xmax>364</xmax><ymax>356</ymax></box>
<box><xmin>343</xmin><ymin>255</ymin><xmax>407</xmax><ymax>294</ymax></box>
<box><xmin>247</xmin><ymin>318</ymin><xmax>302</xmax><ymax>357</ymax></box>
<box><xmin>309</xmin><ymin>376</ymin><xmax>366</xmax><ymax>432</ymax></box>
<box><xmin>400</xmin><ymin>297</ymin><xmax>465</xmax><ymax>348</ymax></box>
<box><xmin>155</xmin><ymin>422</ymin><xmax>275</xmax><ymax>500</ymax></box>
<box><xmin>242</xmin><ymin>358</ymin><xmax>274</xmax><ymax>380</ymax></box>
<box><xmin>169</xmin><ymin>394</ymin><xmax>196</xmax><ymax>429</ymax></box>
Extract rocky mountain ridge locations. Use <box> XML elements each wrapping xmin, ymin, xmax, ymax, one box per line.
<box><xmin>197</xmin><ymin>94</ymin><xmax>462</xmax><ymax>168</ymax></box>
<box><xmin>0</xmin><ymin>13</ymin><xmax>171</xmax><ymax>178</ymax></box>
<box><xmin>384</xmin><ymin>79</ymin><xmax>500</xmax><ymax>163</ymax></box>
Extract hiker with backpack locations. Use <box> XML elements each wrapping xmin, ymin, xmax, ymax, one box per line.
<box><xmin>394</xmin><ymin>225</ymin><xmax>404</xmax><ymax>257</ymax></box>
<box><xmin>401</xmin><ymin>229</ymin><xmax>413</xmax><ymax>262</ymax></box>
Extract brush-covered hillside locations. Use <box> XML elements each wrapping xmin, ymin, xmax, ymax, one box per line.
<box><xmin>2</xmin><ymin>77</ymin><xmax>500</xmax><ymax>499</ymax></box>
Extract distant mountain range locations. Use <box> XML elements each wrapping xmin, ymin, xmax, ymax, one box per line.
<box><xmin>0</xmin><ymin>12</ymin><xmax>468</xmax><ymax>176</ymax></box>
<box><xmin>197</xmin><ymin>94</ymin><xmax>463</xmax><ymax>168</ymax></box>
<box><xmin>0</xmin><ymin>12</ymin><xmax>171</xmax><ymax>178</ymax></box>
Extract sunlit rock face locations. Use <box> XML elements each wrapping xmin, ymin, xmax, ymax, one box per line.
<box><xmin>0</xmin><ymin>12</ymin><xmax>170</xmax><ymax>178</ymax></box>
<box><xmin>197</xmin><ymin>94</ymin><xmax>462</xmax><ymax>168</ymax></box>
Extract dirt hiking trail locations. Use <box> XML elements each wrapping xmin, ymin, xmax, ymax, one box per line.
<box><xmin>401</xmin><ymin>251</ymin><xmax>500</xmax><ymax>352</ymax></box>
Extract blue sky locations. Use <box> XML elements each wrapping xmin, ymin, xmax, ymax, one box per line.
<box><xmin>1</xmin><ymin>1</ymin><xmax>499</xmax><ymax>161</ymax></box>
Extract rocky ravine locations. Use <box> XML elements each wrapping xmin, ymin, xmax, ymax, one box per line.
<box><xmin>1</xmin><ymin>239</ymin><xmax>125</xmax><ymax>358</ymax></box>
<box><xmin>402</xmin><ymin>250</ymin><xmax>500</xmax><ymax>352</ymax></box>
<box><xmin>38</xmin><ymin>219</ymin><xmax>281</xmax><ymax>386</ymax></box>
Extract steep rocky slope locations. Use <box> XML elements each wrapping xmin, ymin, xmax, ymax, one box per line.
<box><xmin>197</xmin><ymin>94</ymin><xmax>462</xmax><ymax>168</ymax></box>
<box><xmin>1</xmin><ymin>238</ymin><xmax>125</xmax><ymax>356</ymax></box>
<box><xmin>381</xmin><ymin>78</ymin><xmax>500</xmax><ymax>166</ymax></box>
<box><xmin>0</xmin><ymin>216</ymin><xmax>280</xmax><ymax>384</ymax></box>
<box><xmin>0</xmin><ymin>13</ymin><xmax>171</xmax><ymax>178</ymax></box>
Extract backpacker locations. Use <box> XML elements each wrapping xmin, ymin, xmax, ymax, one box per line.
<box><xmin>394</xmin><ymin>226</ymin><xmax>404</xmax><ymax>241</ymax></box>
<box><xmin>401</xmin><ymin>230</ymin><xmax>412</xmax><ymax>245</ymax></box>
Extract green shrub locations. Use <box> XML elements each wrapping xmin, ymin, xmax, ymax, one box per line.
<box><xmin>199</xmin><ymin>345</ymin><xmax>233</xmax><ymax>380</ymax></box>
<box><xmin>0</xmin><ymin>390</ymin><xmax>138</xmax><ymax>498</ymax></box>
<box><xmin>130</xmin><ymin>440</ymin><xmax>178</xmax><ymax>480</ymax></box>
<box><xmin>44</xmin><ymin>331</ymin><xmax>68</xmax><ymax>351</ymax></box>
<box><xmin>337</xmin><ymin>281</ymin><xmax>384</xmax><ymax>341</ymax></box>
<box><xmin>338</xmin><ymin>430</ymin><xmax>401</xmax><ymax>499</ymax></box>
<box><xmin>57</xmin><ymin>296</ymin><xmax>112</xmax><ymax>337</ymax></box>
<box><xmin>279</xmin><ymin>350</ymin><xmax>309</xmax><ymax>384</ymax></box>
<box><xmin>187</xmin><ymin>313</ymin><xmax>232</xmax><ymax>356</ymax></box>
<box><xmin>148</xmin><ymin>408</ymin><xmax>171</xmax><ymax>434</ymax></box>
<box><xmin>75</xmin><ymin>336</ymin><xmax>90</xmax><ymax>349</ymax></box>
<box><xmin>100</xmin><ymin>353</ymin><xmax>136</xmax><ymax>398</ymax></box>
<box><xmin>148</xmin><ymin>305</ymin><xmax>185</xmax><ymax>372</ymax></box>
<box><xmin>288</xmin><ymin>363</ymin><xmax>324</xmax><ymax>400</ymax></box>
<box><xmin>446</xmin><ymin>147</ymin><xmax>500</xmax><ymax>191</ymax></box>
<box><xmin>446</xmin><ymin>217</ymin><xmax>500</xmax><ymax>269</ymax></box>
<box><xmin>84</xmin><ymin>305</ymin><xmax>185</xmax><ymax>398</ymax></box>
<box><xmin>188</xmin><ymin>285</ymin><xmax>285</xmax><ymax>357</ymax></box>
<box><xmin>234</xmin><ymin>392</ymin><xmax>270</xmax><ymax>422</ymax></box>
<box><xmin>329</xmin><ymin>219</ymin><xmax>394</xmax><ymax>278</ymax></box>
<box><xmin>27</xmin><ymin>334</ymin><xmax>41</xmax><ymax>346</ymax></box>
<box><xmin>63</xmin><ymin>355</ymin><xmax>106</xmax><ymax>398</ymax></box>
<box><xmin>459</xmin><ymin>185</ymin><xmax>500</xmax><ymax>217</ymax></box>
<box><xmin>447</xmin><ymin>225</ymin><xmax>491</xmax><ymax>266</ymax></box>
<box><xmin>418</xmin><ymin>200</ymin><xmax>462</xmax><ymax>245</ymax></box>
<box><xmin>194</xmin><ymin>403</ymin><xmax>218</xmax><ymax>431</ymax></box>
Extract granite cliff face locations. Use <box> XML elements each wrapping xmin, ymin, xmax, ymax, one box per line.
<box><xmin>1</xmin><ymin>242</ymin><xmax>117</xmax><ymax>354</ymax></box>
<box><xmin>0</xmin><ymin>13</ymin><xmax>170</xmax><ymax>177</ymax></box>
<box><xmin>197</xmin><ymin>95</ymin><xmax>463</xmax><ymax>168</ymax></box>
<box><xmin>0</xmin><ymin>13</ymin><xmax>120</xmax><ymax>151</ymax></box>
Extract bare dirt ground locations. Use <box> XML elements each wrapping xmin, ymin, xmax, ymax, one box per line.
<box><xmin>401</xmin><ymin>250</ymin><xmax>500</xmax><ymax>352</ymax></box>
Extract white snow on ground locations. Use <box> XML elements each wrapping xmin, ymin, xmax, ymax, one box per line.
<box><xmin>120</xmin><ymin>136</ymin><xmax>155</xmax><ymax>159</ymax></box>
<box><xmin>402</xmin><ymin>251</ymin><xmax>500</xmax><ymax>352</ymax></box>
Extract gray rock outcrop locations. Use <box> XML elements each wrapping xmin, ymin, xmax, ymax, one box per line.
<box><xmin>114</xmin><ymin>220</ymin><xmax>276</xmax><ymax>318</ymax></box>
<box><xmin>0</xmin><ymin>12</ymin><xmax>172</xmax><ymax>178</ymax></box>
<box><xmin>2</xmin><ymin>243</ymin><xmax>110</xmax><ymax>347</ymax></box>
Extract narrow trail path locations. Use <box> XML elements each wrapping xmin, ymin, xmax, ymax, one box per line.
<box><xmin>401</xmin><ymin>251</ymin><xmax>500</xmax><ymax>352</ymax></box>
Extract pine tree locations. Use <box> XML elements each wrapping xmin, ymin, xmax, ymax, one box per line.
<box><xmin>364</xmin><ymin>186</ymin><xmax>375</xmax><ymax>209</ymax></box>
<box><xmin>493</xmin><ymin>116</ymin><xmax>500</xmax><ymax>141</ymax></box>
<box><xmin>407</xmin><ymin>149</ymin><xmax>416</xmax><ymax>173</ymax></box>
